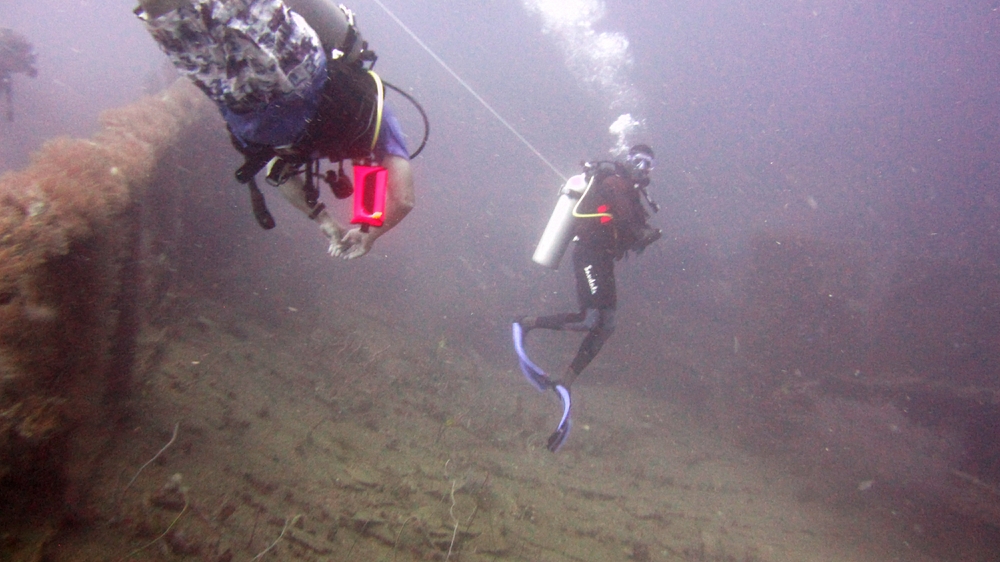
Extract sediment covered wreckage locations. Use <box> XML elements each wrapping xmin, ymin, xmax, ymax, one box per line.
<box><xmin>0</xmin><ymin>81</ymin><xmax>212</xmax><ymax>518</ymax></box>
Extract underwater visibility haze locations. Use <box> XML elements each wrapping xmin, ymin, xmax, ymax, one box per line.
<box><xmin>0</xmin><ymin>0</ymin><xmax>999</xmax><ymax>560</ymax></box>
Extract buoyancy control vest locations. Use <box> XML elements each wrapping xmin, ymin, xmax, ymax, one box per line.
<box><xmin>231</xmin><ymin>1</ymin><xmax>385</xmax><ymax>229</ymax></box>
<box><xmin>574</xmin><ymin>165</ymin><xmax>649</xmax><ymax>259</ymax></box>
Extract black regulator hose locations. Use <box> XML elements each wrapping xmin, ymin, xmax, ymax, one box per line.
<box><xmin>383</xmin><ymin>80</ymin><xmax>429</xmax><ymax>160</ymax></box>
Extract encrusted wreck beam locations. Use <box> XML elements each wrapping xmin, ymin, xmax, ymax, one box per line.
<box><xmin>0</xmin><ymin>80</ymin><xmax>210</xmax><ymax>517</ymax></box>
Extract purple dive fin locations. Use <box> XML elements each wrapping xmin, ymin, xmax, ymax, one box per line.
<box><xmin>512</xmin><ymin>322</ymin><xmax>549</xmax><ymax>392</ymax></box>
<box><xmin>546</xmin><ymin>384</ymin><xmax>572</xmax><ymax>452</ymax></box>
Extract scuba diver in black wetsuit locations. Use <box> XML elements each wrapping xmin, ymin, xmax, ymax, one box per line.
<box><xmin>0</xmin><ymin>28</ymin><xmax>38</xmax><ymax>122</ymax></box>
<box><xmin>514</xmin><ymin>144</ymin><xmax>661</xmax><ymax>451</ymax></box>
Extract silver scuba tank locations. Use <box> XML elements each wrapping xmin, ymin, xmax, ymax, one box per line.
<box><xmin>532</xmin><ymin>173</ymin><xmax>590</xmax><ymax>269</ymax></box>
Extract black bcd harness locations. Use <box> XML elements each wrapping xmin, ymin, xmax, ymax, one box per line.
<box><xmin>581</xmin><ymin>160</ymin><xmax>662</xmax><ymax>258</ymax></box>
<box><xmin>231</xmin><ymin>63</ymin><xmax>431</xmax><ymax>230</ymax></box>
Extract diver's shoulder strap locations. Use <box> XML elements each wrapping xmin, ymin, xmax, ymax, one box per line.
<box><xmin>299</xmin><ymin>63</ymin><xmax>383</xmax><ymax>163</ymax></box>
<box><xmin>582</xmin><ymin>160</ymin><xmax>618</xmax><ymax>183</ymax></box>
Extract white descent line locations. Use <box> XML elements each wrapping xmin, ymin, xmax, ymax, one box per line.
<box><xmin>367</xmin><ymin>0</ymin><xmax>568</xmax><ymax>182</ymax></box>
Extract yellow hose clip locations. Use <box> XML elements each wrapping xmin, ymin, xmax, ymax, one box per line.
<box><xmin>368</xmin><ymin>70</ymin><xmax>385</xmax><ymax>153</ymax></box>
<box><xmin>572</xmin><ymin>174</ymin><xmax>613</xmax><ymax>221</ymax></box>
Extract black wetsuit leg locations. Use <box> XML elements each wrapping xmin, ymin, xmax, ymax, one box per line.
<box><xmin>530</xmin><ymin>243</ymin><xmax>618</xmax><ymax>384</ymax></box>
<box><xmin>565</xmin><ymin>307</ymin><xmax>616</xmax><ymax>376</ymax></box>
<box><xmin>566</xmin><ymin>243</ymin><xmax>617</xmax><ymax>380</ymax></box>
<box><xmin>571</xmin><ymin>242</ymin><xmax>616</xmax><ymax>310</ymax></box>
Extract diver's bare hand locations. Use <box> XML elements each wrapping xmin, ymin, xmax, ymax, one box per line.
<box><xmin>315</xmin><ymin>213</ymin><xmax>347</xmax><ymax>257</ymax></box>
<box><xmin>332</xmin><ymin>226</ymin><xmax>374</xmax><ymax>260</ymax></box>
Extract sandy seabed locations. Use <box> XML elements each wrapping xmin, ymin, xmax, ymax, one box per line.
<box><xmin>32</xmin><ymin>295</ymin><xmax>957</xmax><ymax>562</ymax></box>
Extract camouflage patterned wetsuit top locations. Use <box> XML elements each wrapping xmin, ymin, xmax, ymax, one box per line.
<box><xmin>138</xmin><ymin>0</ymin><xmax>327</xmax><ymax>146</ymax></box>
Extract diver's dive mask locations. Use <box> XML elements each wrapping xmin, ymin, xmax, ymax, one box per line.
<box><xmin>626</xmin><ymin>144</ymin><xmax>655</xmax><ymax>181</ymax></box>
